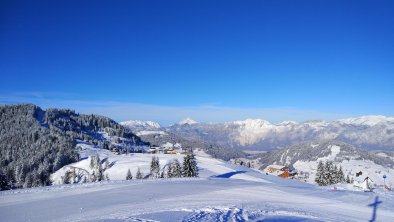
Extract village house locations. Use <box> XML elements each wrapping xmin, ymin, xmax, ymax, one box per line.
<box><xmin>263</xmin><ymin>165</ymin><xmax>296</xmax><ymax>179</ymax></box>
<box><xmin>147</xmin><ymin>143</ymin><xmax>182</xmax><ymax>154</ymax></box>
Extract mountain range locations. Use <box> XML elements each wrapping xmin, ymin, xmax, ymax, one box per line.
<box><xmin>121</xmin><ymin>115</ymin><xmax>394</xmax><ymax>152</ymax></box>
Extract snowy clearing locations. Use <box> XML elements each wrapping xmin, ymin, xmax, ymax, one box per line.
<box><xmin>1</xmin><ymin>176</ymin><xmax>394</xmax><ymax>221</ymax></box>
<box><xmin>2</xmin><ymin>151</ymin><xmax>394</xmax><ymax>222</ymax></box>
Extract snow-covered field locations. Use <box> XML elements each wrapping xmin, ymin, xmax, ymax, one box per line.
<box><xmin>1</xmin><ymin>149</ymin><xmax>394</xmax><ymax>221</ymax></box>
<box><xmin>292</xmin><ymin>145</ymin><xmax>394</xmax><ymax>186</ymax></box>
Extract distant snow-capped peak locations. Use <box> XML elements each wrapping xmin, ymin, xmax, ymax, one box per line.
<box><xmin>278</xmin><ymin>121</ymin><xmax>298</xmax><ymax>126</ymax></box>
<box><xmin>337</xmin><ymin>115</ymin><xmax>394</xmax><ymax>126</ymax></box>
<box><xmin>120</xmin><ymin>120</ymin><xmax>161</xmax><ymax>129</ymax></box>
<box><xmin>233</xmin><ymin>119</ymin><xmax>273</xmax><ymax>127</ymax></box>
<box><xmin>178</xmin><ymin>117</ymin><xmax>198</xmax><ymax>125</ymax></box>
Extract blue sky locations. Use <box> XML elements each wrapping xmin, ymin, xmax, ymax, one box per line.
<box><xmin>1</xmin><ymin>0</ymin><xmax>393</xmax><ymax>125</ymax></box>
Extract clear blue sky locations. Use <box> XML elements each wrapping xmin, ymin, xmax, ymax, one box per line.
<box><xmin>1</xmin><ymin>0</ymin><xmax>393</xmax><ymax>124</ymax></box>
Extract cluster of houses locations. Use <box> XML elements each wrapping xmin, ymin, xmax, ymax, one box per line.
<box><xmin>147</xmin><ymin>142</ymin><xmax>184</xmax><ymax>154</ymax></box>
<box><xmin>263</xmin><ymin>165</ymin><xmax>297</xmax><ymax>179</ymax></box>
<box><xmin>111</xmin><ymin>142</ymin><xmax>184</xmax><ymax>155</ymax></box>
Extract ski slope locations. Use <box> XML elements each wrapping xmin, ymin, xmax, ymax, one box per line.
<box><xmin>1</xmin><ymin>150</ymin><xmax>394</xmax><ymax>221</ymax></box>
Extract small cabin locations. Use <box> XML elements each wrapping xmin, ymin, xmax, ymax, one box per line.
<box><xmin>165</xmin><ymin>149</ymin><xmax>177</xmax><ymax>154</ymax></box>
<box><xmin>264</xmin><ymin>164</ymin><xmax>294</xmax><ymax>179</ymax></box>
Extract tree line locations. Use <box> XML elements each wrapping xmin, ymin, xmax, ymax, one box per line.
<box><xmin>315</xmin><ymin>160</ymin><xmax>353</xmax><ymax>186</ymax></box>
<box><xmin>126</xmin><ymin>151</ymin><xmax>199</xmax><ymax>180</ymax></box>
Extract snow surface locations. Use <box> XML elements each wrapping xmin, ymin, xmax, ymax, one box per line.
<box><xmin>120</xmin><ymin>120</ymin><xmax>161</xmax><ymax>129</ymax></box>
<box><xmin>136</xmin><ymin>130</ymin><xmax>167</xmax><ymax>136</ymax></box>
<box><xmin>178</xmin><ymin>117</ymin><xmax>198</xmax><ymax>125</ymax></box>
<box><xmin>293</xmin><ymin>155</ymin><xmax>394</xmax><ymax>186</ymax></box>
<box><xmin>337</xmin><ymin>115</ymin><xmax>394</xmax><ymax>126</ymax></box>
<box><xmin>52</xmin><ymin>144</ymin><xmax>269</xmax><ymax>185</ymax></box>
<box><xmin>2</xmin><ymin>148</ymin><xmax>394</xmax><ymax>221</ymax></box>
<box><xmin>2</xmin><ymin>168</ymin><xmax>394</xmax><ymax>221</ymax></box>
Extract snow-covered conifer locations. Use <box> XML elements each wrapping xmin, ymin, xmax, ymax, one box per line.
<box><xmin>126</xmin><ymin>169</ymin><xmax>133</xmax><ymax>180</ymax></box>
<box><xmin>97</xmin><ymin>163</ymin><xmax>104</xmax><ymax>181</ymax></box>
<box><xmin>346</xmin><ymin>174</ymin><xmax>351</xmax><ymax>184</ymax></box>
<box><xmin>338</xmin><ymin>166</ymin><xmax>345</xmax><ymax>183</ymax></box>
<box><xmin>166</xmin><ymin>161</ymin><xmax>173</xmax><ymax>178</ymax></box>
<box><xmin>315</xmin><ymin>161</ymin><xmax>325</xmax><ymax>186</ymax></box>
<box><xmin>90</xmin><ymin>171</ymin><xmax>97</xmax><ymax>182</ymax></box>
<box><xmin>183</xmin><ymin>150</ymin><xmax>199</xmax><ymax>177</ymax></box>
<box><xmin>150</xmin><ymin>156</ymin><xmax>160</xmax><ymax>178</ymax></box>
<box><xmin>136</xmin><ymin>167</ymin><xmax>143</xmax><ymax>179</ymax></box>
<box><xmin>172</xmin><ymin>159</ymin><xmax>182</xmax><ymax>178</ymax></box>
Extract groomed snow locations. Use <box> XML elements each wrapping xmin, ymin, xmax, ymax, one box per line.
<box><xmin>2</xmin><ymin>169</ymin><xmax>394</xmax><ymax>221</ymax></box>
<box><xmin>2</xmin><ymin>147</ymin><xmax>394</xmax><ymax>221</ymax></box>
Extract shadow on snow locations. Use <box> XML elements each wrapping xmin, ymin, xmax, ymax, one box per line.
<box><xmin>212</xmin><ymin>171</ymin><xmax>247</xmax><ymax>179</ymax></box>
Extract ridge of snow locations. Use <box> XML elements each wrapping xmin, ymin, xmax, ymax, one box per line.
<box><xmin>136</xmin><ymin>130</ymin><xmax>167</xmax><ymax>136</ymax></box>
<box><xmin>178</xmin><ymin>117</ymin><xmax>198</xmax><ymax>125</ymax></box>
<box><xmin>233</xmin><ymin>119</ymin><xmax>273</xmax><ymax>127</ymax></box>
<box><xmin>120</xmin><ymin>120</ymin><xmax>161</xmax><ymax>129</ymax></box>
<box><xmin>278</xmin><ymin>120</ymin><xmax>298</xmax><ymax>126</ymax></box>
<box><xmin>337</xmin><ymin>115</ymin><xmax>394</xmax><ymax>126</ymax></box>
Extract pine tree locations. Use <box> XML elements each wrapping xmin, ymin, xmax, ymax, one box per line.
<box><xmin>338</xmin><ymin>166</ymin><xmax>345</xmax><ymax>183</ymax></box>
<box><xmin>97</xmin><ymin>163</ymin><xmax>104</xmax><ymax>181</ymax></box>
<box><xmin>136</xmin><ymin>167</ymin><xmax>143</xmax><ymax>179</ymax></box>
<box><xmin>315</xmin><ymin>161</ymin><xmax>325</xmax><ymax>186</ymax></box>
<box><xmin>166</xmin><ymin>161</ymin><xmax>174</xmax><ymax>178</ymax></box>
<box><xmin>323</xmin><ymin>161</ymin><xmax>334</xmax><ymax>185</ymax></box>
<box><xmin>0</xmin><ymin>172</ymin><xmax>9</xmax><ymax>190</ymax></box>
<box><xmin>183</xmin><ymin>151</ymin><xmax>199</xmax><ymax>177</ymax></box>
<box><xmin>90</xmin><ymin>154</ymin><xmax>101</xmax><ymax>170</ymax></box>
<box><xmin>346</xmin><ymin>174</ymin><xmax>351</xmax><ymax>184</ymax></box>
<box><xmin>332</xmin><ymin>164</ymin><xmax>338</xmax><ymax>184</ymax></box>
<box><xmin>90</xmin><ymin>156</ymin><xmax>95</xmax><ymax>169</ymax></box>
<box><xmin>172</xmin><ymin>159</ymin><xmax>182</xmax><ymax>178</ymax></box>
<box><xmin>90</xmin><ymin>171</ymin><xmax>97</xmax><ymax>182</ymax></box>
<box><xmin>126</xmin><ymin>169</ymin><xmax>133</xmax><ymax>180</ymax></box>
<box><xmin>150</xmin><ymin>156</ymin><xmax>160</xmax><ymax>178</ymax></box>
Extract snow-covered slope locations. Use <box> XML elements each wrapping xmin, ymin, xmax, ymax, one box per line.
<box><xmin>120</xmin><ymin>120</ymin><xmax>161</xmax><ymax>130</ymax></box>
<box><xmin>51</xmin><ymin>143</ymin><xmax>264</xmax><ymax>185</ymax></box>
<box><xmin>120</xmin><ymin>120</ymin><xmax>169</xmax><ymax>137</ymax></box>
<box><xmin>257</xmin><ymin>141</ymin><xmax>394</xmax><ymax>186</ymax></box>
<box><xmin>2</xmin><ymin>159</ymin><xmax>394</xmax><ymax>221</ymax></box>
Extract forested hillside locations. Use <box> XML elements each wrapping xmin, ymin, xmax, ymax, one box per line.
<box><xmin>0</xmin><ymin>104</ymin><xmax>142</xmax><ymax>190</ymax></box>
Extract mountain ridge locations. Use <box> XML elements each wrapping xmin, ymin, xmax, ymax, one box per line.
<box><xmin>0</xmin><ymin>104</ymin><xmax>144</xmax><ymax>189</ymax></box>
<box><xmin>122</xmin><ymin>115</ymin><xmax>394</xmax><ymax>151</ymax></box>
